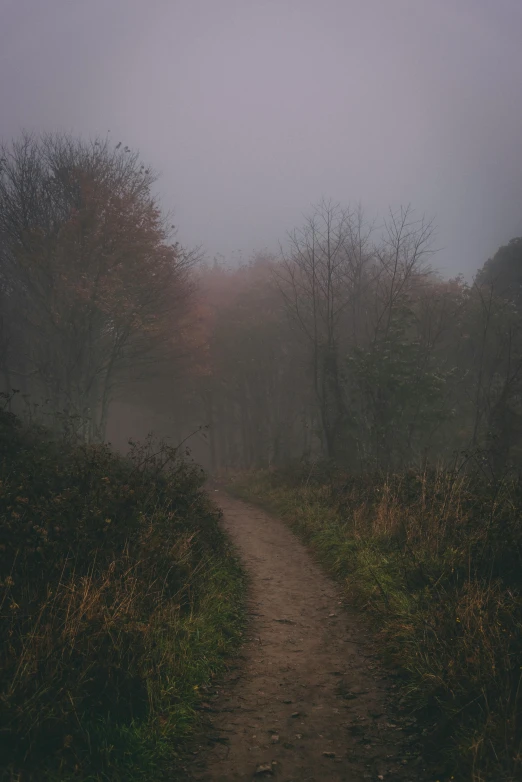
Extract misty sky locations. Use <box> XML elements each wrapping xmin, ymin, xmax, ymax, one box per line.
<box><xmin>1</xmin><ymin>0</ymin><xmax>521</xmax><ymax>277</ymax></box>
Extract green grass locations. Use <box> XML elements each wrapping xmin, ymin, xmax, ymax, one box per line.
<box><xmin>0</xmin><ymin>408</ymin><xmax>246</xmax><ymax>781</ymax></box>
<box><xmin>228</xmin><ymin>466</ymin><xmax>522</xmax><ymax>782</ymax></box>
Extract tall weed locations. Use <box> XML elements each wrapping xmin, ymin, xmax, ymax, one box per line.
<box><xmin>230</xmin><ymin>466</ymin><xmax>522</xmax><ymax>781</ymax></box>
<box><xmin>0</xmin><ymin>410</ymin><xmax>245</xmax><ymax>780</ymax></box>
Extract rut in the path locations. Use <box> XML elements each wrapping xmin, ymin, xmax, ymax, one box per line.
<box><xmin>187</xmin><ymin>491</ymin><xmax>428</xmax><ymax>782</ymax></box>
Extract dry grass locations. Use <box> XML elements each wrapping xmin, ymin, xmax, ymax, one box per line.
<box><xmin>0</xmin><ymin>409</ymin><xmax>245</xmax><ymax>781</ymax></box>
<box><xmin>230</xmin><ymin>465</ymin><xmax>522</xmax><ymax>781</ymax></box>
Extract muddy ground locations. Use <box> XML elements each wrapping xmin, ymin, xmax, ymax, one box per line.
<box><xmin>184</xmin><ymin>490</ymin><xmax>433</xmax><ymax>782</ymax></box>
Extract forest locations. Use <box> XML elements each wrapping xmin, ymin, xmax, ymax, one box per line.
<box><xmin>2</xmin><ymin>133</ymin><xmax>522</xmax><ymax>475</ymax></box>
<box><xmin>1</xmin><ymin>133</ymin><xmax>522</xmax><ymax>781</ymax></box>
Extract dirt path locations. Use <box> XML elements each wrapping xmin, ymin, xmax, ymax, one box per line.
<box><xmin>187</xmin><ymin>491</ymin><xmax>429</xmax><ymax>782</ymax></box>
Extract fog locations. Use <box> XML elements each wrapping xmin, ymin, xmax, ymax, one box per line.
<box><xmin>2</xmin><ymin>0</ymin><xmax>521</xmax><ymax>277</ymax></box>
<box><xmin>3</xmin><ymin>8</ymin><xmax>522</xmax><ymax>776</ymax></box>
<box><xmin>2</xmin><ymin>0</ymin><xmax>522</xmax><ymax>471</ymax></box>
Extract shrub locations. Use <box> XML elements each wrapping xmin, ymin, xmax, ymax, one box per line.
<box><xmin>0</xmin><ymin>409</ymin><xmax>245</xmax><ymax>780</ymax></box>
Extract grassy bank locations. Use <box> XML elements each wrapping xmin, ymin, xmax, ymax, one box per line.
<box><xmin>0</xmin><ymin>407</ymin><xmax>245</xmax><ymax>781</ymax></box>
<box><xmin>229</xmin><ymin>465</ymin><xmax>522</xmax><ymax>782</ymax></box>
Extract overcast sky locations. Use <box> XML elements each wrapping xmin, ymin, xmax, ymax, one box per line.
<box><xmin>1</xmin><ymin>0</ymin><xmax>521</xmax><ymax>277</ymax></box>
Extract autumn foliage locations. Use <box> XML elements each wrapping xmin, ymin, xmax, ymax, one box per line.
<box><xmin>0</xmin><ymin>134</ymin><xmax>194</xmax><ymax>441</ymax></box>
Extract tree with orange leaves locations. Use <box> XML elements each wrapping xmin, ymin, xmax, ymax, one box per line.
<box><xmin>0</xmin><ymin>133</ymin><xmax>195</xmax><ymax>440</ymax></box>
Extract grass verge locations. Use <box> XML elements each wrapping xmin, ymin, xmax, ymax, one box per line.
<box><xmin>228</xmin><ymin>465</ymin><xmax>522</xmax><ymax>782</ymax></box>
<box><xmin>0</xmin><ymin>408</ymin><xmax>246</xmax><ymax>781</ymax></box>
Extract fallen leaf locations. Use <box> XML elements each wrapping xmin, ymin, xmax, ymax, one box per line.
<box><xmin>254</xmin><ymin>763</ymin><xmax>274</xmax><ymax>776</ymax></box>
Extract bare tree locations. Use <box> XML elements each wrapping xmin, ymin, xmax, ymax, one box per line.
<box><xmin>371</xmin><ymin>205</ymin><xmax>435</xmax><ymax>342</ymax></box>
<box><xmin>276</xmin><ymin>200</ymin><xmax>375</xmax><ymax>458</ymax></box>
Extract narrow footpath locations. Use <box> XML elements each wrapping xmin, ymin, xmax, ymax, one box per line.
<box><xmin>187</xmin><ymin>490</ymin><xmax>430</xmax><ymax>782</ymax></box>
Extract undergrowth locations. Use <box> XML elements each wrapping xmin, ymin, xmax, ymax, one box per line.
<box><xmin>0</xmin><ymin>406</ymin><xmax>245</xmax><ymax>781</ymax></box>
<box><xmin>229</xmin><ymin>464</ymin><xmax>522</xmax><ymax>782</ymax></box>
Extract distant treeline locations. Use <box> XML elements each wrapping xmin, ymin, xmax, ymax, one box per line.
<box><xmin>1</xmin><ymin>132</ymin><xmax>521</xmax><ymax>474</ymax></box>
<box><xmin>190</xmin><ymin>207</ymin><xmax>522</xmax><ymax>476</ymax></box>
